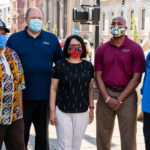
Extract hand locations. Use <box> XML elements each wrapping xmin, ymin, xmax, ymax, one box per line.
<box><xmin>107</xmin><ymin>98</ymin><xmax>121</xmax><ymax>110</ymax></box>
<box><xmin>50</xmin><ymin>111</ymin><xmax>58</xmax><ymax>125</ymax></box>
<box><xmin>89</xmin><ymin>109</ymin><xmax>94</xmax><ymax>124</ymax></box>
<box><xmin>113</xmin><ymin>99</ymin><xmax>123</xmax><ymax>111</ymax></box>
<box><xmin>19</xmin><ymin>106</ymin><xmax>23</xmax><ymax>116</ymax></box>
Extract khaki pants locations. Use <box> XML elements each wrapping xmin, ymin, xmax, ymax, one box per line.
<box><xmin>96</xmin><ymin>88</ymin><xmax>137</xmax><ymax>150</ymax></box>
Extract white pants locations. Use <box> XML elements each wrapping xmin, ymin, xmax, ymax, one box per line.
<box><xmin>56</xmin><ymin>106</ymin><xmax>89</xmax><ymax>150</ymax></box>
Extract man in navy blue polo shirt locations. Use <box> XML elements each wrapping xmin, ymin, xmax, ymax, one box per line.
<box><xmin>7</xmin><ymin>7</ymin><xmax>63</xmax><ymax>150</ymax></box>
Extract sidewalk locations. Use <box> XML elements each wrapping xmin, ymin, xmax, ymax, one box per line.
<box><xmin>2</xmin><ymin>102</ymin><xmax>145</xmax><ymax>150</ymax></box>
<box><xmin>28</xmin><ymin>108</ymin><xmax>145</xmax><ymax>150</ymax></box>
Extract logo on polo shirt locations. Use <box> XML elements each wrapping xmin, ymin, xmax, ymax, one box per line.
<box><xmin>43</xmin><ymin>41</ymin><xmax>50</xmax><ymax>45</ymax></box>
<box><xmin>122</xmin><ymin>49</ymin><xmax>130</xmax><ymax>52</ymax></box>
<box><xmin>0</xmin><ymin>22</ymin><xmax>3</xmax><ymax>26</ymax></box>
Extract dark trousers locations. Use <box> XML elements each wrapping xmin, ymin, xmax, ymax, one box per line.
<box><xmin>23</xmin><ymin>100</ymin><xmax>49</xmax><ymax>150</ymax></box>
<box><xmin>143</xmin><ymin>112</ymin><xmax>150</xmax><ymax>150</ymax></box>
<box><xmin>0</xmin><ymin>119</ymin><xmax>25</xmax><ymax>150</ymax></box>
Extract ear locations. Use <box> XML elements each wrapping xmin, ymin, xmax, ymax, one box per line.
<box><xmin>42</xmin><ymin>18</ymin><xmax>45</xmax><ymax>27</ymax></box>
<box><xmin>25</xmin><ymin>17</ymin><xmax>29</xmax><ymax>26</ymax></box>
<box><xmin>125</xmin><ymin>26</ymin><xmax>128</xmax><ymax>31</ymax></box>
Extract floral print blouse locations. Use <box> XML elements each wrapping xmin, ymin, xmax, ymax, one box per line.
<box><xmin>0</xmin><ymin>47</ymin><xmax>25</xmax><ymax>125</ymax></box>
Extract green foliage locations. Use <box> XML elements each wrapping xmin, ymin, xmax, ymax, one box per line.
<box><xmin>44</xmin><ymin>22</ymin><xmax>49</xmax><ymax>32</ymax></box>
<box><xmin>52</xmin><ymin>25</ymin><xmax>57</xmax><ymax>35</ymax></box>
<box><xmin>131</xmin><ymin>16</ymin><xmax>138</xmax><ymax>42</ymax></box>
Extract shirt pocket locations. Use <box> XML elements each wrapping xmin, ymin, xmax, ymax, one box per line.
<box><xmin>119</xmin><ymin>51</ymin><xmax>131</xmax><ymax>63</ymax></box>
<box><xmin>119</xmin><ymin>51</ymin><xmax>132</xmax><ymax>74</ymax></box>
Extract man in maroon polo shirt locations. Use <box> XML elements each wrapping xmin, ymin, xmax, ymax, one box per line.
<box><xmin>95</xmin><ymin>16</ymin><xmax>145</xmax><ymax>150</ymax></box>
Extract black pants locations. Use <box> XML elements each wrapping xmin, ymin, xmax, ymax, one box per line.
<box><xmin>23</xmin><ymin>100</ymin><xmax>49</xmax><ymax>150</ymax></box>
<box><xmin>143</xmin><ymin>112</ymin><xmax>150</xmax><ymax>150</ymax></box>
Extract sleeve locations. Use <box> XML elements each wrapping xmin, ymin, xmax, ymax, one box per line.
<box><xmin>12</xmin><ymin>50</ymin><xmax>25</xmax><ymax>90</ymax></box>
<box><xmin>89</xmin><ymin>62</ymin><xmax>94</xmax><ymax>78</ymax></box>
<box><xmin>140</xmin><ymin>52</ymin><xmax>150</xmax><ymax>95</ymax></box>
<box><xmin>53</xmin><ymin>36</ymin><xmax>63</xmax><ymax>64</ymax></box>
<box><xmin>132</xmin><ymin>45</ymin><xmax>145</xmax><ymax>73</ymax></box>
<box><xmin>94</xmin><ymin>47</ymin><xmax>103</xmax><ymax>71</ymax></box>
<box><xmin>18</xmin><ymin>68</ymin><xmax>25</xmax><ymax>91</ymax></box>
<box><xmin>51</xmin><ymin>60</ymin><xmax>63</xmax><ymax>79</ymax></box>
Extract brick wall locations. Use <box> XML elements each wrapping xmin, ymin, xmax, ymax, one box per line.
<box><xmin>11</xmin><ymin>0</ymin><xmax>41</xmax><ymax>33</ymax></box>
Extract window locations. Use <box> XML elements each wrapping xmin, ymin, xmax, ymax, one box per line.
<box><xmin>103</xmin><ymin>13</ymin><xmax>105</xmax><ymax>31</ymax></box>
<box><xmin>130</xmin><ymin>10</ymin><xmax>134</xmax><ymax>30</ymax></box>
<box><xmin>8</xmin><ymin>18</ymin><xmax>10</xmax><ymax>24</ymax></box>
<box><xmin>111</xmin><ymin>12</ymin><xmax>114</xmax><ymax>20</ymax></box>
<box><xmin>121</xmin><ymin>11</ymin><xmax>124</xmax><ymax>17</ymax></box>
<box><xmin>8</xmin><ymin>7</ymin><xmax>10</xmax><ymax>11</ymax></box>
<box><xmin>141</xmin><ymin>9</ymin><xmax>145</xmax><ymax>30</ymax></box>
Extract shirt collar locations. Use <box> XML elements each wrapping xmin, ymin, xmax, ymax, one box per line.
<box><xmin>0</xmin><ymin>47</ymin><xmax>5</xmax><ymax>53</ymax></box>
<box><xmin>109</xmin><ymin>35</ymin><xmax>129</xmax><ymax>48</ymax></box>
<box><xmin>23</xmin><ymin>26</ymin><xmax>44</xmax><ymax>39</ymax></box>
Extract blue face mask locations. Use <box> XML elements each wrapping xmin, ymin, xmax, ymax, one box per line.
<box><xmin>29</xmin><ymin>19</ymin><xmax>42</xmax><ymax>32</ymax></box>
<box><xmin>0</xmin><ymin>34</ymin><xmax>7</xmax><ymax>48</ymax></box>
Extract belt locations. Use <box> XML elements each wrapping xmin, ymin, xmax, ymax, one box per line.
<box><xmin>106</xmin><ymin>85</ymin><xmax>125</xmax><ymax>92</ymax></box>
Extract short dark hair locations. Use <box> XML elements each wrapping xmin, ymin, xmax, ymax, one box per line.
<box><xmin>25</xmin><ymin>7</ymin><xmax>44</xmax><ymax>18</ymax></box>
<box><xmin>63</xmin><ymin>35</ymin><xmax>86</xmax><ymax>58</ymax></box>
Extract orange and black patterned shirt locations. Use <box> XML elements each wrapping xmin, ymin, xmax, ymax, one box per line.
<box><xmin>0</xmin><ymin>47</ymin><xmax>25</xmax><ymax>125</ymax></box>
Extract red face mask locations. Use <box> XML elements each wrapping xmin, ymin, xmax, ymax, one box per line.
<box><xmin>67</xmin><ymin>46</ymin><xmax>83</xmax><ymax>58</ymax></box>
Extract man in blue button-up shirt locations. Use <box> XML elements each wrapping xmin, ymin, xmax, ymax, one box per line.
<box><xmin>7</xmin><ymin>7</ymin><xmax>63</xmax><ymax>150</ymax></box>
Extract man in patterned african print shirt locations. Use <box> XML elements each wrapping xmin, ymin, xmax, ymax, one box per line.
<box><xmin>0</xmin><ymin>20</ymin><xmax>25</xmax><ymax>150</ymax></box>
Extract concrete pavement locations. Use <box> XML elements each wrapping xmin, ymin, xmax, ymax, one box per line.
<box><xmin>28</xmin><ymin>100</ymin><xmax>145</xmax><ymax>150</ymax></box>
<box><xmin>2</xmin><ymin>100</ymin><xmax>145</xmax><ymax>150</ymax></box>
<box><xmin>26</xmin><ymin>114</ymin><xmax>145</xmax><ymax>150</ymax></box>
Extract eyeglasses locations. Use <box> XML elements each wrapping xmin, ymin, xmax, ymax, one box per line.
<box><xmin>68</xmin><ymin>44</ymin><xmax>82</xmax><ymax>48</ymax></box>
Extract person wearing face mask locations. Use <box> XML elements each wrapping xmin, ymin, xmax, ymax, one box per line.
<box><xmin>94</xmin><ymin>16</ymin><xmax>145</xmax><ymax>150</ymax></box>
<box><xmin>0</xmin><ymin>20</ymin><xmax>25</xmax><ymax>150</ymax></box>
<box><xmin>50</xmin><ymin>35</ymin><xmax>94</xmax><ymax>150</ymax></box>
<box><xmin>7</xmin><ymin>7</ymin><xmax>63</xmax><ymax>150</ymax></box>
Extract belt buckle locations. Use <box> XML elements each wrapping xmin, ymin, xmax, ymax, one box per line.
<box><xmin>112</xmin><ymin>87</ymin><xmax>123</xmax><ymax>92</ymax></box>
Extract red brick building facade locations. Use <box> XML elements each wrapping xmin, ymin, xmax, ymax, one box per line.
<box><xmin>11</xmin><ymin>0</ymin><xmax>41</xmax><ymax>33</ymax></box>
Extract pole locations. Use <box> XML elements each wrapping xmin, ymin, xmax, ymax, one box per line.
<box><xmin>95</xmin><ymin>0</ymin><xmax>100</xmax><ymax>50</ymax></box>
<box><xmin>95</xmin><ymin>23</ymin><xmax>99</xmax><ymax>50</ymax></box>
<box><xmin>57</xmin><ymin>0</ymin><xmax>60</xmax><ymax>36</ymax></box>
<box><xmin>96</xmin><ymin>0</ymin><xmax>100</xmax><ymax>5</ymax></box>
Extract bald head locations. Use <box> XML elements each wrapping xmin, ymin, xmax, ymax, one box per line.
<box><xmin>25</xmin><ymin>7</ymin><xmax>44</xmax><ymax>34</ymax></box>
<box><xmin>26</xmin><ymin>7</ymin><xmax>44</xmax><ymax>18</ymax></box>
<box><xmin>112</xmin><ymin>16</ymin><xmax>126</xmax><ymax>26</ymax></box>
<box><xmin>25</xmin><ymin>7</ymin><xmax>44</xmax><ymax>24</ymax></box>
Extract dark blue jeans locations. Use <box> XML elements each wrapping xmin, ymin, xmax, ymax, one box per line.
<box><xmin>143</xmin><ymin>112</ymin><xmax>150</xmax><ymax>150</ymax></box>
